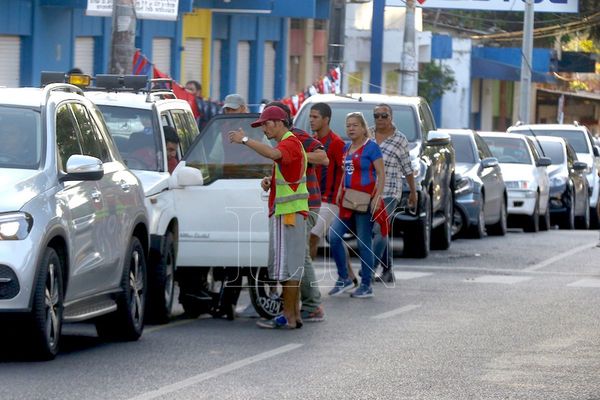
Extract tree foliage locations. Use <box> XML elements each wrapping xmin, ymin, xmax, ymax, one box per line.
<box><xmin>418</xmin><ymin>62</ymin><xmax>456</xmax><ymax>104</ymax></box>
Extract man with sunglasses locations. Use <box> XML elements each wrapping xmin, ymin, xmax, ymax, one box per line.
<box><xmin>371</xmin><ymin>104</ymin><xmax>417</xmax><ymax>283</ymax></box>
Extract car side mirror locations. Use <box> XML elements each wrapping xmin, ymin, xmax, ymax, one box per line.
<box><xmin>481</xmin><ymin>157</ymin><xmax>499</xmax><ymax>169</ymax></box>
<box><xmin>426</xmin><ymin>131</ymin><xmax>451</xmax><ymax>146</ymax></box>
<box><xmin>536</xmin><ymin>157</ymin><xmax>552</xmax><ymax>167</ymax></box>
<box><xmin>170</xmin><ymin>163</ymin><xmax>204</xmax><ymax>188</ymax></box>
<box><xmin>593</xmin><ymin>146</ymin><xmax>600</xmax><ymax>157</ymax></box>
<box><xmin>60</xmin><ymin>155</ymin><xmax>104</xmax><ymax>182</ymax></box>
<box><xmin>573</xmin><ymin>161</ymin><xmax>588</xmax><ymax>171</ymax></box>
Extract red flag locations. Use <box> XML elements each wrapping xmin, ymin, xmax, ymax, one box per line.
<box><xmin>152</xmin><ymin>66</ymin><xmax>200</xmax><ymax>118</ymax></box>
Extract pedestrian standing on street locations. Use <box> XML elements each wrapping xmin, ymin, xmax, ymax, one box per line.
<box><xmin>229</xmin><ymin>106</ymin><xmax>309</xmax><ymax>329</ymax></box>
<box><xmin>371</xmin><ymin>103</ymin><xmax>417</xmax><ymax>283</ymax></box>
<box><xmin>328</xmin><ymin>112</ymin><xmax>386</xmax><ymax>298</ymax></box>
<box><xmin>223</xmin><ymin>93</ymin><xmax>250</xmax><ymax>114</ymax></box>
<box><xmin>266</xmin><ymin>101</ymin><xmax>329</xmax><ymax>323</ymax></box>
<box><xmin>185</xmin><ymin>80</ymin><xmax>218</xmax><ymax>131</ymax></box>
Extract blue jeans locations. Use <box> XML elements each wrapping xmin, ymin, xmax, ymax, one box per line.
<box><xmin>329</xmin><ymin>211</ymin><xmax>375</xmax><ymax>287</ymax></box>
<box><xmin>372</xmin><ymin>197</ymin><xmax>398</xmax><ymax>271</ymax></box>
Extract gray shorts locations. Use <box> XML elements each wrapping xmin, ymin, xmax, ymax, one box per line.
<box><xmin>268</xmin><ymin>213</ymin><xmax>307</xmax><ymax>282</ymax></box>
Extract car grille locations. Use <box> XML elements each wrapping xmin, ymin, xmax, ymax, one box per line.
<box><xmin>0</xmin><ymin>265</ymin><xmax>20</xmax><ymax>299</ymax></box>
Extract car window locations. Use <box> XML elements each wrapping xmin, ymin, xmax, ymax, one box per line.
<box><xmin>184</xmin><ymin>115</ymin><xmax>273</xmax><ymax>185</ymax></box>
<box><xmin>56</xmin><ymin>104</ymin><xmax>83</xmax><ymax>172</ymax></box>
<box><xmin>71</xmin><ymin>103</ymin><xmax>110</xmax><ymax>163</ymax></box>
<box><xmin>98</xmin><ymin>105</ymin><xmax>161</xmax><ymax>171</ymax></box>
<box><xmin>482</xmin><ymin>136</ymin><xmax>532</xmax><ymax>165</ymax></box>
<box><xmin>512</xmin><ymin>129</ymin><xmax>590</xmax><ymax>153</ymax></box>
<box><xmin>295</xmin><ymin>103</ymin><xmax>419</xmax><ymax>142</ymax></box>
<box><xmin>420</xmin><ymin>102</ymin><xmax>436</xmax><ymax>133</ymax></box>
<box><xmin>449</xmin><ymin>134</ymin><xmax>476</xmax><ymax>164</ymax></box>
<box><xmin>474</xmin><ymin>133</ymin><xmax>493</xmax><ymax>159</ymax></box>
<box><xmin>170</xmin><ymin>110</ymin><xmax>199</xmax><ymax>155</ymax></box>
<box><xmin>538</xmin><ymin>140</ymin><xmax>565</xmax><ymax>164</ymax></box>
<box><xmin>0</xmin><ymin>106</ymin><xmax>42</xmax><ymax>169</ymax></box>
<box><xmin>566</xmin><ymin>144</ymin><xmax>576</xmax><ymax>166</ymax></box>
<box><xmin>525</xmin><ymin>138</ymin><xmax>540</xmax><ymax>161</ymax></box>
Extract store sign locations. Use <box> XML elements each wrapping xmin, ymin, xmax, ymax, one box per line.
<box><xmin>86</xmin><ymin>0</ymin><xmax>180</xmax><ymax>21</ymax></box>
<box><xmin>387</xmin><ymin>0</ymin><xmax>578</xmax><ymax>13</ymax></box>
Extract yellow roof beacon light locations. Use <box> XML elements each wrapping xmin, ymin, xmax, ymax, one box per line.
<box><xmin>68</xmin><ymin>74</ymin><xmax>91</xmax><ymax>88</ymax></box>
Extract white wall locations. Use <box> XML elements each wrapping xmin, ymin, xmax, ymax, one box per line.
<box><xmin>439</xmin><ymin>37</ymin><xmax>471</xmax><ymax>129</ymax></box>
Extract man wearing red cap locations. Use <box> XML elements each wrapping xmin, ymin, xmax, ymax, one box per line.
<box><xmin>229</xmin><ymin>106</ymin><xmax>308</xmax><ymax>329</ymax></box>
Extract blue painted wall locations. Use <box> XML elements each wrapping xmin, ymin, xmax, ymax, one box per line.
<box><xmin>472</xmin><ymin>47</ymin><xmax>552</xmax><ymax>73</ymax></box>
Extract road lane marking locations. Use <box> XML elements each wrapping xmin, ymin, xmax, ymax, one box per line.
<box><xmin>394</xmin><ymin>271</ymin><xmax>433</xmax><ymax>280</ymax></box>
<box><xmin>468</xmin><ymin>275</ymin><xmax>533</xmax><ymax>284</ymax></box>
<box><xmin>127</xmin><ymin>343</ymin><xmax>303</xmax><ymax>400</ymax></box>
<box><xmin>523</xmin><ymin>243</ymin><xmax>596</xmax><ymax>272</ymax></box>
<box><xmin>567</xmin><ymin>278</ymin><xmax>600</xmax><ymax>288</ymax></box>
<box><xmin>372</xmin><ymin>304</ymin><xmax>421</xmax><ymax>320</ymax></box>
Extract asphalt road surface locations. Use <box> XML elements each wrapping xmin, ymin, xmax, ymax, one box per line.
<box><xmin>1</xmin><ymin>229</ymin><xmax>599</xmax><ymax>400</ymax></box>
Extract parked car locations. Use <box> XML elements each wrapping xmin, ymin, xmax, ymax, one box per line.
<box><xmin>508</xmin><ymin>123</ymin><xmax>600</xmax><ymax>227</ymax></box>
<box><xmin>479</xmin><ymin>132</ymin><xmax>551</xmax><ymax>232</ymax></box>
<box><xmin>295</xmin><ymin>93</ymin><xmax>455</xmax><ymax>258</ymax></box>
<box><xmin>0</xmin><ymin>84</ymin><xmax>149</xmax><ymax>359</ymax></box>
<box><xmin>85</xmin><ymin>78</ymin><xmax>199</xmax><ymax>323</ymax></box>
<box><xmin>533</xmin><ymin>136</ymin><xmax>589</xmax><ymax>229</ymax></box>
<box><xmin>444</xmin><ymin>130</ymin><xmax>507</xmax><ymax>238</ymax></box>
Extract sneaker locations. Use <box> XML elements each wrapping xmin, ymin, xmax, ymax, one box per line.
<box><xmin>328</xmin><ymin>278</ymin><xmax>354</xmax><ymax>296</ymax></box>
<box><xmin>300</xmin><ymin>306</ymin><xmax>326</xmax><ymax>322</ymax></box>
<box><xmin>375</xmin><ymin>268</ymin><xmax>395</xmax><ymax>283</ymax></box>
<box><xmin>351</xmin><ymin>284</ymin><xmax>374</xmax><ymax>298</ymax></box>
<box><xmin>256</xmin><ymin>315</ymin><xmax>295</xmax><ymax>329</ymax></box>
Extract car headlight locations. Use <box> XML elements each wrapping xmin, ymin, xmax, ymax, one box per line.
<box><xmin>550</xmin><ymin>176</ymin><xmax>567</xmax><ymax>187</ymax></box>
<box><xmin>455</xmin><ymin>177</ymin><xmax>474</xmax><ymax>195</ymax></box>
<box><xmin>505</xmin><ymin>180</ymin><xmax>531</xmax><ymax>190</ymax></box>
<box><xmin>0</xmin><ymin>212</ymin><xmax>33</xmax><ymax>240</ymax></box>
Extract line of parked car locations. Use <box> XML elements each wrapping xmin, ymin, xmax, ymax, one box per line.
<box><xmin>1</xmin><ymin>75</ymin><xmax>599</xmax><ymax>360</ymax></box>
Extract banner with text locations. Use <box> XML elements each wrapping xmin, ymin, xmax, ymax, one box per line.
<box><xmin>86</xmin><ymin>0</ymin><xmax>180</xmax><ymax>21</ymax></box>
<box><xmin>387</xmin><ymin>0</ymin><xmax>578</xmax><ymax>13</ymax></box>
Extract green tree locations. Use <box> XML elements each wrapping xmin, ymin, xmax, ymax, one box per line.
<box><xmin>418</xmin><ymin>62</ymin><xmax>456</xmax><ymax>104</ymax></box>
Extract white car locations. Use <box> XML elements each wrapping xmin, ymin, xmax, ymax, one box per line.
<box><xmin>480</xmin><ymin>132</ymin><xmax>551</xmax><ymax>232</ymax></box>
<box><xmin>508</xmin><ymin>123</ymin><xmax>600</xmax><ymax>228</ymax></box>
<box><xmin>86</xmin><ymin>83</ymin><xmax>199</xmax><ymax>322</ymax></box>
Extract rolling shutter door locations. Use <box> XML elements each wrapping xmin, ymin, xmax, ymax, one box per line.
<box><xmin>263</xmin><ymin>41</ymin><xmax>275</xmax><ymax>101</ymax></box>
<box><xmin>211</xmin><ymin>40</ymin><xmax>221</xmax><ymax>100</ymax></box>
<box><xmin>152</xmin><ymin>38</ymin><xmax>172</xmax><ymax>75</ymax></box>
<box><xmin>0</xmin><ymin>36</ymin><xmax>20</xmax><ymax>87</ymax></box>
<box><xmin>236</xmin><ymin>41</ymin><xmax>250</xmax><ymax>101</ymax></box>
<box><xmin>74</xmin><ymin>37</ymin><xmax>95</xmax><ymax>75</ymax></box>
<box><xmin>184</xmin><ymin>38</ymin><xmax>203</xmax><ymax>83</ymax></box>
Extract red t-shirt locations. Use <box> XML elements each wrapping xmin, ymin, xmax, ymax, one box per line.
<box><xmin>314</xmin><ymin>130</ymin><xmax>345</xmax><ymax>204</ymax></box>
<box><xmin>167</xmin><ymin>157</ymin><xmax>178</xmax><ymax>174</ymax></box>
<box><xmin>268</xmin><ymin>134</ymin><xmax>307</xmax><ymax>216</ymax></box>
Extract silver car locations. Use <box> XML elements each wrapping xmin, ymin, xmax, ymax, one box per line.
<box><xmin>0</xmin><ymin>84</ymin><xmax>149</xmax><ymax>360</ymax></box>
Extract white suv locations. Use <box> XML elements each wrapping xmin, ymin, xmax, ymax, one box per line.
<box><xmin>86</xmin><ymin>85</ymin><xmax>200</xmax><ymax>322</ymax></box>
<box><xmin>508</xmin><ymin>123</ymin><xmax>600</xmax><ymax>227</ymax></box>
<box><xmin>0</xmin><ymin>84</ymin><xmax>149</xmax><ymax>359</ymax></box>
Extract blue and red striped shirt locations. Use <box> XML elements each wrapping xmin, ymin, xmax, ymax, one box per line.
<box><xmin>315</xmin><ymin>130</ymin><xmax>345</xmax><ymax>204</ymax></box>
<box><xmin>291</xmin><ymin>127</ymin><xmax>323</xmax><ymax>210</ymax></box>
<box><xmin>343</xmin><ymin>139</ymin><xmax>383</xmax><ymax>195</ymax></box>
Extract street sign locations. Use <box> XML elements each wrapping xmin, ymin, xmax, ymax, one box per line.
<box><xmin>386</xmin><ymin>0</ymin><xmax>578</xmax><ymax>13</ymax></box>
<box><xmin>86</xmin><ymin>0</ymin><xmax>180</xmax><ymax>21</ymax></box>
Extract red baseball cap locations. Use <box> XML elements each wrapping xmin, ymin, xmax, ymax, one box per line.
<box><xmin>250</xmin><ymin>106</ymin><xmax>288</xmax><ymax>128</ymax></box>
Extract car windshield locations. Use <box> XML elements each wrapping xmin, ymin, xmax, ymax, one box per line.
<box><xmin>482</xmin><ymin>136</ymin><xmax>532</xmax><ymax>165</ymax></box>
<box><xmin>512</xmin><ymin>129</ymin><xmax>589</xmax><ymax>153</ymax></box>
<box><xmin>0</xmin><ymin>106</ymin><xmax>42</xmax><ymax>169</ymax></box>
<box><xmin>98</xmin><ymin>105</ymin><xmax>161</xmax><ymax>171</ymax></box>
<box><xmin>538</xmin><ymin>140</ymin><xmax>565</xmax><ymax>164</ymax></box>
<box><xmin>449</xmin><ymin>134</ymin><xmax>476</xmax><ymax>164</ymax></box>
<box><xmin>295</xmin><ymin>103</ymin><xmax>419</xmax><ymax>142</ymax></box>
<box><xmin>184</xmin><ymin>115</ymin><xmax>273</xmax><ymax>184</ymax></box>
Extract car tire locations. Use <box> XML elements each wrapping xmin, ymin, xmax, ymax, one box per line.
<box><xmin>248</xmin><ymin>267</ymin><xmax>282</xmax><ymax>320</ymax></box>
<box><xmin>487</xmin><ymin>196</ymin><xmax>507</xmax><ymax>236</ymax></box>
<box><xmin>431</xmin><ymin>188</ymin><xmax>453</xmax><ymax>250</ymax></box>
<box><xmin>403</xmin><ymin>194</ymin><xmax>431</xmax><ymax>258</ymax></box>
<box><xmin>559</xmin><ymin>191</ymin><xmax>575</xmax><ymax>230</ymax></box>
<box><xmin>96</xmin><ymin>236</ymin><xmax>146</xmax><ymax>341</ymax></box>
<box><xmin>539</xmin><ymin>201</ymin><xmax>551</xmax><ymax>231</ymax></box>
<box><xmin>147</xmin><ymin>232</ymin><xmax>176</xmax><ymax>324</ymax></box>
<box><xmin>28</xmin><ymin>247</ymin><xmax>63</xmax><ymax>360</ymax></box>
<box><xmin>576</xmin><ymin>194</ymin><xmax>590</xmax><ymax>230</ymax></box>
<box><xmin>590</xmin><ymin>199</ymin><xmax>600</xmax><ymax>229</ymax></box>
<box><xmin>468</xmin><ymin>199</ymin><xmax>486</xmax><ymax>239</ymax></box>
<box><xmin>523</xmin><ymin>194</ymin><xmax>540</xmax><ymax>233</ymax></box>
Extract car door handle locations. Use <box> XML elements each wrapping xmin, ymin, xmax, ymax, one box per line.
<box><xmin>91</xmin><ymin>190</ymin><xmax>102</xmax><ymax>202</ymax></box>
<box><xmin>120</xmin><ymin>181</ymin><xmax>130</xmax><ymax>192</ymax></box>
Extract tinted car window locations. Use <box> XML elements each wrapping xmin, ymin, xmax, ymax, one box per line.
<box><xmin>482</xmin><ymin>136</ymin><xmax>532</xmax><ymax>165</ymax></box>
<box><xmin>0</xmin><ymin>106</ymin><xmax>42</xmax><ymax>169</ymax></box>
<box><xmin>171</xmin><ymin>110</ymin><xmax>199</xmax><ymax>155</ymax></box>
<box><xmin>72</xmin><ymin>103</ymin><xmax>110</xmax><ymax>162</ymax></box>
<box><xmin>474</xmin><ymin>133</ymin><xmax>492</xmax><ymax>159</ymax></box>
<box><xmin>56</xmin><ymin>104</ymin><xmax>83</xmax><ymax>171</ymax></box>
<box><xmin>449</xmin><ymin>134</ymin><xmax>476</xmax><ymax>164</ymax></box>
<box><xmin>538</xmin><ymin>140</ymin><xmax>565</xmax><ymax>164</ymax></box>
<box><xmin>512</xmin><ymin>129</ymin><xmax>590</xmax><ymax>153</ymax></box>
<box><xmin>295</xmin><ymin>103</ymin><xmax>419</xmax><ymax>142</ymax></box>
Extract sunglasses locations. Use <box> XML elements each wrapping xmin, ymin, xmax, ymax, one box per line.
<box><xmin>373</xmin><ymin>113</ymin><xmax>389</xmax><ymax>119</ymax></box>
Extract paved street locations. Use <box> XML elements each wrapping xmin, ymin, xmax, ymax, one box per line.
<box><xmin>1</xmin><ymin>229</ymin><xmax>600</xmax><ymax>400</ymax></box>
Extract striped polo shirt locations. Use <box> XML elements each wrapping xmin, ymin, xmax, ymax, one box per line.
<box><xmin>291</xmin><ymin>127</ymin><xmax>324</xmax><ymax>210</ymax></box>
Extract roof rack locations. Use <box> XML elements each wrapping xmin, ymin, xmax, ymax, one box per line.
<box><xmin>42</xmin><ymin>83</ymin><xmax>84</xmax><ymax>105</ymax></box>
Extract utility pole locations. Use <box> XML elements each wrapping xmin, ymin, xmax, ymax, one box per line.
<box><xmin>109</xmin><ymin>0</ymin><xmax>137</xmax><ymax>75</ymax></box>
<box><xmin>400</xmin><ymin>0</ymin><xmax>418</xmax><ymax>96</ymax></box>
<box><xmin>518</xmin><ymin>0</ymin><xmax>534</xmax><ymax>123</ymax></box>
<box><xmin>369</xmin><ymin>0</ymin><xmax>385</xmax><ymax>93</ymax></box>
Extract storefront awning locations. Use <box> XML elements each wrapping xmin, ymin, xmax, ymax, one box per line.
<box><xmin>471</xmin><ymin>57</ymin><xmax>556</xmax><ymax>84</ymax></box>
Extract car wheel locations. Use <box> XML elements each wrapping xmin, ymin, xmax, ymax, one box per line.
<box><xmin>487</xmin><ymin>196</ymin><xmax>507</xmax><ymax>236</ymax></box>
<box><xmin>539</xmin><ymin>201</ymin><xmax>551</xmax><ymax>231</ymax></box>
<box><xmin>559</xmin><ymin>191</ymin><xmax>575</xmax><ymax>230</ymax></box>
<box><xmin>96</xmin><ymin>236</ymin><xmax>146</xmax><ymax>341</ymax></box>
<box><xmin>575</xmin><ymin>193</ymin><xmax>590</xmax><ymax>230</ymax></box>
<box><xmin>590</xmin><ymin>197</ymin><xmax>600</xmax><ymax>229</ymax></box>
<box><xmin>451</xmin><ymin>207</ymin><xmax>465</xmax><ymax>238</ymax></box>
<box><xmin>147</xmin><ymin>232</ymin><xmax>176</xmax><ymax>324</ymax></box>
<box><xmin>523</xmin><ymin>194</ymin><xmax>540</xmax><ymax>233</ymax></box>
<box><xmin>248</xmin><ymin>267</ymin><xmax>283</xmax><ymax>320</ymax></box>
<box><xmin>28</xmin><ymin>247</ymin><xmax>63</xmax><ymax>360</ymax></box>
<box><xmin>431</xmin><ymin>189</ymin><xmax>453</xmax><ymax>250</ymax></box>
<box><xmin>468</xmin><ymin>200</ymin><xmax>486</xmax><ymax>239</ymax></box>
<box><xmin>403</xmin><ymin>193</ymin><xmax>431</xmax><ymax>258</ymax></box>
